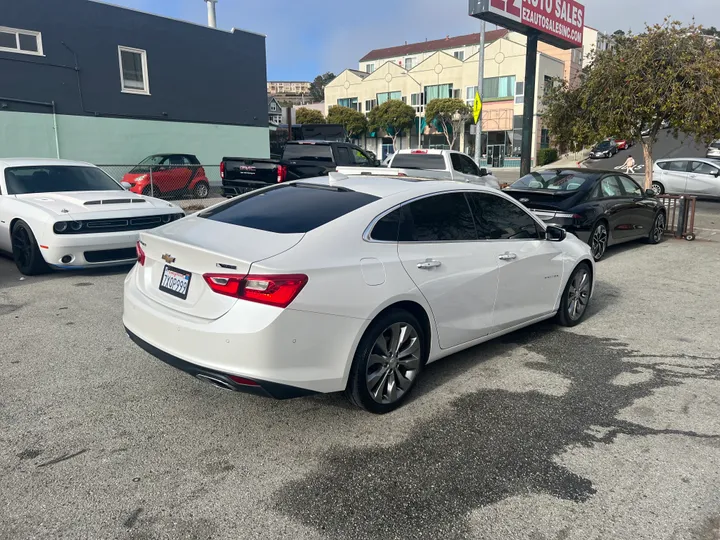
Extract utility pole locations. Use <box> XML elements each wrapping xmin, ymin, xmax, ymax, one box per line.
<box><xmin>473</xmin><ymin>21</ymin><xmax>486</xmax><ymax>165</ymax></box>
<box><xmin>520</xmin><ymin>31</ymin><xmax>538</xmax><ymax>176</ymax></box>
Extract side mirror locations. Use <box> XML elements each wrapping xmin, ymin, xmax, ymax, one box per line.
<box><xmin>714</xmin><ymin>170</ymin><xmax>720</xmax><ymax>178</ymax></box>
<box><xmin>374</xmin><ymin>160</ymin><xmax>381</xmax><ymax>167</ymax></box>
<box><xmin>645</xmin><ymin>188</ymin><xmax>656</xmax><ymax>197</ymax></box>
<box><xmin>546</xmin><ymin>225</ymin><xmax>567</xmax><ymax>242</ymax></box>
<box><xmin>479</xmin><ymin>167</ymin><xmax>488</xmax><ymax>177</ymax></box>
<box><xmin>121</xmin><ymin>182</ymin><xmax>132</xmax><ymax>190</ymax></box>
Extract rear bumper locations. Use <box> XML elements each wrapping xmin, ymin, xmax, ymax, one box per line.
<box><xmin>123</xmin><ymin>266</ymin><xmax>365</xmax><ymax>394</ymax></box>
<box><xmin>125</xmin><ymin>328</ymin><xmax>316</xmax><ymax>399</ymax></box>
<box><xmin>221</xmin><ymin>180</ymin><xmax>269</xmax><ymax>198</ymax></box>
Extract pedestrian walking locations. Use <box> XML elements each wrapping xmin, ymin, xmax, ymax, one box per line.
<box><xmin>623</xmin><ymin>155</ymin><xmax>636</xmax><ymax>175</ymax></box>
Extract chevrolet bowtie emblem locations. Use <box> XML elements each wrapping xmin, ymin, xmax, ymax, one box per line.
<box><xmin>162</xmin><ymin>253</ymin><xmax>175</xmax><ymax>264</ymax></box>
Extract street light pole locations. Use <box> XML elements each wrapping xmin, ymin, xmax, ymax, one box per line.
<box><xmin>474</xmin><ymin>21</ymin><xmax>486</xmax><ymax>165</ymax></box>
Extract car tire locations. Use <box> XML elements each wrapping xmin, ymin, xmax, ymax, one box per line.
<box><xmin>346</xmin><ymin>308</ymin><xmax>427</xmax><ymax>414</ymax></box>
<box><xmin>556</xmin><ymin>262</ymin><xmax>593</xmax><ymax>327</ymax></box>
<box><xmin>646</xmin><ymin>211</ymin><xmax>666</xmax><ymax>244</ymax></box>
<box><xmin>193</xmin><ymin>181</ymin><xmax>210</xmax><ymax>199</ymax></box>
<box><xmin>11</xmin><ymin>220</ymin><xmax>49</xmax><ymax>276</ymax></box>
<box><xmin>589</xmin><ymin>221</ymin><xmax>609</xmax><ymax>262</ymax></box>
<box><xmin>651</xmin><ymin>181</ymin><xmax>665</xmax><ymax>196</ymax></box>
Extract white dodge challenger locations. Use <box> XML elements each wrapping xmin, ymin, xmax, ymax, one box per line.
<box><xmin>0</xmin><ymin>158</ymin><xmax>184</xmax><ymax>275</ymax></box>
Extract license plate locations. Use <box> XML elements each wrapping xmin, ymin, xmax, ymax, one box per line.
<box><xmin>159</xmin><ymin>265</ymin><xmax>191</xmax><ymax>300</ymax></box>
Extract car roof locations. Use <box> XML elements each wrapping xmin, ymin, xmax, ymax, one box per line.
<box><xmin>296</xmin><ymin>174</ymin><xmax>497</xmax><ymax>199</ymax></box>
<box><xmin>656</xmin><ymin>157</ymin><xmax>719</xmax><ymax>163</ymax></box>
<box><xmin>0</xmin><ymin>158</ymin><xmax>95</xmax><ymax>168</ymax></box>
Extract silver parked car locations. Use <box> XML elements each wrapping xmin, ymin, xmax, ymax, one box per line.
<box><xmin>652</xmin><ymin>158</ymin><xmax>720</xmax><ymax>198</ymax></box>
<box><xmin>707</xmin><ymin>140</ymin><xmax>720</xmax><ymax>159</ymax></box>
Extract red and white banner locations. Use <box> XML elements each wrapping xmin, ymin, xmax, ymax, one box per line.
<box><xmin>488</xmin><ymin>0</ymin><xmax>584</xmax><ymax>48</ymax></box>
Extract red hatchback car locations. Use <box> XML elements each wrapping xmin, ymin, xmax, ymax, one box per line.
<box><xmin>122</xmin><ymin>154</ymin><xmax>210</xmax><ymax>198</ymax></box>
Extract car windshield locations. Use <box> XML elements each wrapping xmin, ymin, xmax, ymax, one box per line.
<box><xmin>510</xmin><ymin>171</ymin><xmax>594</xmax><ymax>191</ymax></box>
<box><xmin>595</xmin><ymin>142</ymin><xmax>611</xmax><ymax>150</ymax></box>
<box><xmin>4</xmin><ymin>166</ymin><xmax>123</xmax><ymax>195</ymax></box>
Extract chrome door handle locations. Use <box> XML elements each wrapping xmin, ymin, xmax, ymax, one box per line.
<box><xmin>417</xmin><ymin>259</ymin><xmax>442</xmax><ymax>270</ymax></box>
<box><xmin>498</xmin><ymin>252</ymin><xmax>517</xmax><ymax>261</ymax></box>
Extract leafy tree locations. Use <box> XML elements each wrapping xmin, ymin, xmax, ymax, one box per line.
<box><xmin>309</xmin><ymin>72</ymin><xmax>336</xmax><ymax>103</ymax></box>
<box><xmin>542</xmin><ymin>20</ymin><xmax>720</xmax><ymax>189</ymax></box>
<box><xmin>326</xmin><ymin>105</ymin><xmax>368</xmax><ymax>139</ymax></box>
<box><xmin>367</xmin><ymin>100</ymin><xmax>417</xmax><ymax>152</ymax></box>
<box><xmin>296</xmin><ymin>107</ymin><xmax>325</xmax><ymax>124</ymax></box>
<box><xmin>425</xmin><ymin>98</ymin><xmax>471</xmax><ymax>151</ymax></box>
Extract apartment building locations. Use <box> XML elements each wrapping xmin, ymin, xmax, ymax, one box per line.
<box><xmin>582</xmin><ymin>27</ymin><xmax>612</xmax><ymax>67</ymax></box>
<box><xmin>267</xmin><ymin>81</ymin><xmax>312</xmax><ymax>94</ymax></box>
<box><xmin>327</xmin><ymin>30</ymin><xmax>577</xmax><ymax>167</ymax></box>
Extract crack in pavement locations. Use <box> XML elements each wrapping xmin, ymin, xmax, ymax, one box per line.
<box><xmin>274</xmin><ymin>326</ymin><xmax>720</xmax><ymax>539</ymax></box>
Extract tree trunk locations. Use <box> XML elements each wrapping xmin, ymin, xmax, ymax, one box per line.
<box><xmin>641</xmin><ymin>141</ymin><xmax>653</xmax><ymax>190</ymax></box>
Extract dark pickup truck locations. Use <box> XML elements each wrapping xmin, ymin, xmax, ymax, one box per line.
<box><xmin>221</xmin><ymin>141</ymin><xmax>380</xmax><ymax>197</ymax></box>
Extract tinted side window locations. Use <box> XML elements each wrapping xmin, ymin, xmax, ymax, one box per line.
<box><xmin>459</xmin><ymin>154</ymin><xmax>480</xmax><ymax>176</ymax></box>
<box><xmin>200</xmin><ymin>184</ymin><xmax>379</xmax><ymax>234</ymax></box>
<box><xmin>404</xmin><ymin>193</ymin><xmax>476</xmax><ymax>242</ymax></box>
<box><xmin>352</xmin><ymin>148</ymin><xmax>371</xmax><ymax>165</ymax></box>
<box><xmin>666</xmin><ymin>161</ymin><xmax>688</xmax><ymax>172</ymax></box>
<box><xmin>656</xmin><ymin>161</ymin><xmax>669</xmax><ymax>171</ymax></box>
<box><xmin>335</xmin><ymin>146</ymin><xmax>352</xmax><ymax>166</ymax></box>
<box><xmin>618</xmin><ymin>176</ymin><xmax>642</xmax><ymax>196</ymax></box>
<box><xmin>690</xmin><ymin>161</ymin><xmax>719</xmax><ymax>175</ymax></box>
<box><xmin>370</xmin><ymin>208</ymin><xmax>402</xmax><ymax>241</ymax></box>
<box><xmin>599</xmin><ymin>176</ymin><xmax>624</xmax><ymax>198</ymax></box>
<box><xmin>450</xmin><ymin>153</ymin><xmax>464</xmax><ymax>172</ymax></box>
<box><xmin>467</xmin><ymin>193</ymin><xmax>541</xmax><ymax>240</ymax></box>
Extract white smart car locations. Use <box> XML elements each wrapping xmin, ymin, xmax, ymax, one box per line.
<box><xmin>124</xmin><ymin>172</ymin><xmax>594</xmax><ymax>413</ymax></box>
<box><xmin>0</xmin><ymin>158</ymin><xmax>184</xmax><ymax>275</ymax></box>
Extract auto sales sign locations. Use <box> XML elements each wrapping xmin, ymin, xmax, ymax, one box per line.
<box><xmin>469</xmin><ymin>0</ymin><xmax>585</xmax><ymax>49</ymax></box>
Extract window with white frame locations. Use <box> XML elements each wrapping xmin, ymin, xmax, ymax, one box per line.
<box><xmin>366</xmin><ymin>63</ymin><xmax>375</xmax><ymax>74</ymax></box>
<box><xmin>0</xmin><ymin>26</ymin><xmax>43</xmax><ymax>56</ymax></box>
<box><xmin>515</xmin><ymin>81</ymin><xmax>525</xmax><ymax>104</ymax></box>
<box><xmin>453</xmin><ymin>51</ymin><xmax>465</xmax><ymax>61</ymax></box>
<box><xmin>270</xmin><ymin>102</ymin><xmax>278</xmax><ymax>111</ymax></box>
<box><xmin>466</xmin><ymin>86</ymin><xmax>478</xmax><ymax>106</ymax></box>
<box><xmin>405</xmin><ymin>57</ymin><xmax>415</xmax><ymax>70</ymax></box>
<box><xmin>118</xmin><ymin>46</ymin><xmax>150</xmax><ymax>95</ymax></box>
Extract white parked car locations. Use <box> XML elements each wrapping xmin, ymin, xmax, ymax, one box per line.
<box><xmin>386</xmin><ymin>149</ymin><xmax>500</xmax><ymax>189</ymax></box>
<box><xmin>124</xmin><ymin>172</ymin><xmax>594</xmax><ymax>413</ymax></box>
<box><xmin>0</xmin><ymin>158</ymin><xmax>184</xmax><ymax>275</ymax></box>
<box><xmin>706</xmin><ymin>140</ymin><xmax>720</xmax><ymax>159</ymax></box>
<box><xmin>652</xmin><ymin>157</ymin><xmax>720</xmax><ymax>198</ymax></box>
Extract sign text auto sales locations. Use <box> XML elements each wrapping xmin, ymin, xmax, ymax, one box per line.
<box><xmin>522</xmin><ymin>0</ymin><xmax>584</xmax><ymax>47</ymax></box>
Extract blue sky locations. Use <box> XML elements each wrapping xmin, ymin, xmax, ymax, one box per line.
<box><xmin>110</xmin><ymin>0</ymin><xmax>716</xmax><ymax>81</ymax></box>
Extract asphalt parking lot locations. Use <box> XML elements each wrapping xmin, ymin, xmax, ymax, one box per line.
<box><xmin>1</xmin><ymin>237</ymin><xmax>720</xmax><ymax>539</ymax></box>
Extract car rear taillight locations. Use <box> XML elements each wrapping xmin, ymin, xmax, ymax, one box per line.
<box><xmin>277</xmin><ymin>165</ymin><xmax>288</xmax><ymax>183</ymax></box>
<box><xmin>136</xmin><ymin>241</ymin><xmax>146</xmax><ymax>266</ymax></box>
<box><xmin>411</xmin><ymin>150</ymin><xmax>428</xmax><ymax>154</ymax></box>
<box><xmin>202</xmin><ymin>273</ymin><xmax>308</xmax><ymax>308</ymax></box>
<box><xmin>228</xmin><ymin>375</ymin><xmax>260</xmax><ymax>386</ymax></box>
<box><xmin>220</xmin><ymin>161</ymin><xmax>225</xmax><ymax>179</ymax></box>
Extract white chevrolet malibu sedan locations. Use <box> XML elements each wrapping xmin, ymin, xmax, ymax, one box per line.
<box><xmin>124</xmin><ymin>173</ymin><xmax>595</xmax><ymax>413</ymax></box>
<box><xmin>0</xmin><ymin>158</ymin><xmax>184</xmax><ymax>275</ymax></box>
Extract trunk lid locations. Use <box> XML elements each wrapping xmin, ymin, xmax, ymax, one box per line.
<box><xmin>136</xmin><ymin>215</ymin><xmax>304</xmax><ymax>320</ymax></box>
<box><xmin>504</xmin><ymin>189</ymin><xmax>580</xmax><ymax>212</ymax></box>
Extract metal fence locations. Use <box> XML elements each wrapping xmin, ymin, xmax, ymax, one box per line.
<box><xmin>99</xmin><ymin>164</ymin><xmax>223</xmax><ymax>203</ymax></box>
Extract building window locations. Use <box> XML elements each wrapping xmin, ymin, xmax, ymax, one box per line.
<box><xmin>366</xmin><ymin>63</ymin><xmax>375</xmax><ymax>74</ymax></box>
<box><xmin>118</xmin><ymin>46</ymin><xmax>150</xmax><ymax>95</ymax></box>
<box><xmin>515</xmin><ymin>81</ymin><xmax>525</xmax><ymax>104</ymax></box>
<box><xmin>454</xmin><ymin>51</ymin><xmax>465</xmax><ymax>61</ymax></box>
<box><xmin>541</xmin><ymin>128</ymin><xmax>551</xmax><ymax>149</ymax></box>
<box><xmin>365</xmin><ymin>99</ymin><xmax>377</xmax><ymax>112</ymax></box>
<box><xmin>544</xmin><ymin>75</ymin><xmax>554</xmax><ymax>95</ymax></box>
<box><xmin>465</xmin><ymin>86</ymin><xmax>478</xmax><ymax>106</ymax></box>
<box><xmin>424</xmin><ymin>84</ymin><xmax>453</xmax><ymax>103</ymax></box>
<box><xmin>377</xmin><ymin>91</ymin><xmax>402</xmax><ymax>106</ymax></box>
<box><xmin>405</xmin><ymin>57</ymin><xmax>415</xmax><ymax>70</ymax></box>
<box><xmin>410</xmin><ymin>92</ymin><xmax>425</xmax><ymax>113</ymax></box>
<box><xmin>482</xmin><ymin>76</ymin><xmax>515</xmax><ymax>100</ymax></box>
<box><xmin>337</xmin><ymin>98</ymin><xmax>358</xmax><ymax>110</ymax></box>
<box><xmin>0</xmin><ymin>26</ymin><xmax>43</xmax><ymax>56</ymax></box>
<box><xmin>270</xmin><ymin>102</ymin><xmax>278</xmax><ymax>111</ymax></box>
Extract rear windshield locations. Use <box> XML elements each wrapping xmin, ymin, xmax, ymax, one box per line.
<box><xmin>199</xmin><ymin>183</ymin><xmax>379</xmax><ymax>234</ymax></box>
<box><xmin>511</xmin><ymin>171</ymin><xmax>595</xmax><ymax>191</ymax></box>
<box><xmin>390</xmin><ymin>154</ymin><xmax>446</xmax><ymax>170</ymax></box>
<box><xmin>283</xmin><ymin>144</ymin><xmax>333</xmax><ymax>162</ymax></box>
<box><xmin>4</xmin><ymin>166</ymin><xmax>123</xmax><ymax>195</ymax></box>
